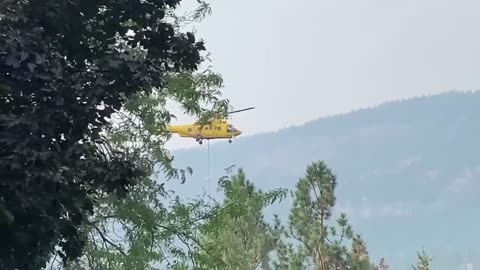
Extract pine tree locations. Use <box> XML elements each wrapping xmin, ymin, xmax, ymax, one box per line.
<box><xmin>412</xmin><ymin>249</ymin><xmax>433</xmax><ymax>270</ymax></box>
<box><xmin>348</xmin><ymin>234</ymin><xmax>374</xmax><ymax>270</ymax></box>
<box><xmin>193</xmin><ymin>169</ymin><xmax>287</xmax><ymax>269</ymax></box>
<box><xmin>283</xmin><ymin>161</ymin><xmax>370</xmax><ymax>270</ymax></box>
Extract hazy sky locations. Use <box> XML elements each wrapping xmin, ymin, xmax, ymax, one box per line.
<box><xmin>166</xmin><ymin>0</ymin><xmax>480</xmax><ymax>150</ymax></box>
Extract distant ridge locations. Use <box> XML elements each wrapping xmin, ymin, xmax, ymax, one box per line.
<box><xmin>278</xmin><ymin>89</ymin><xmax>480</xmax><ymax>130</ymax></box>
<box><xmin>241</xmin><ymin>90</ymin><xmax>480</xmax><ymax>138</ymax></box>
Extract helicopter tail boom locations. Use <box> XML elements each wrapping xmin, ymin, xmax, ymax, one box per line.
<box><xmin>165</xmin><ymin>125</ymin><xmax>181</xmax><ymax>133</ymax></box>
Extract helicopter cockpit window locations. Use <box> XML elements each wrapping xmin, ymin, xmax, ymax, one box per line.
<box><xmin>227</xmin><ymin>124</ymin><xmax>236</xmax><ymax>132</ymax></box>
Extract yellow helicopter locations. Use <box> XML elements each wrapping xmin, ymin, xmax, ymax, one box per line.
<box><xmin>166</xmin><ymin>107</ymin><xmax>254</xmax><ymax>145</ymax></box>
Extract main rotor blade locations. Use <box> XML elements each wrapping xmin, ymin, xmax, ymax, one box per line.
<box><xmin>228</xmin><ymin>107</ymin><xmax>255</xmax><ymax>115</ymax></box>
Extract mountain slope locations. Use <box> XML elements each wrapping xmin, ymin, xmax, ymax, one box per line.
<box><xmin>167</xmin><ymin>90</ymin><xmax>480</xmax><ymax>269</ymax></box>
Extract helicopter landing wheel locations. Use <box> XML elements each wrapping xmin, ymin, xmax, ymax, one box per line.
<box><xmin>228</xmin><ymin>139</ymin><xmax>232</xmax><ymax>143</ymax></box>
<box><xmin>199</xmin><ymin>140</ymin><xmax>203</xmax><ymax>145</ymax></box>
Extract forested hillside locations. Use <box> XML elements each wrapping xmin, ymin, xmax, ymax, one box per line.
<box><xmin>170</xmin><ymin>90</ymin><xmax>480</xmax><ymax>269</ymax></box>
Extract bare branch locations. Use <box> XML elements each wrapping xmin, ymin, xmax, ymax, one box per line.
<box><xmin>92</xmin><ymin>224</ymin><xmax>127</xmax><ymax>257</ymax></box>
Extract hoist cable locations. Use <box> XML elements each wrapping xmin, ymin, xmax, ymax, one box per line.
<box><xmin>207</xmin><ymin>139</ymin><xmax>210</xmax><ymax>199</ymax></box>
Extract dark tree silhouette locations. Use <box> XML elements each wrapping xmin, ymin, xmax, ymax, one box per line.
<box><xmin>0</xmin><ymin>0</ymin><xmax>207</xmax><ymax>268</ymax></box>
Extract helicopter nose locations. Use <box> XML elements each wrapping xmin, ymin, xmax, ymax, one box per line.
<box><xmin>237</xmin><ymin>130</ymin><xmax>242</xmax><ymax>135</ymax></box>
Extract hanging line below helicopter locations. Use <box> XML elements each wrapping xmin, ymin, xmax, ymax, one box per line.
<box><xmin>207</xmin><ymin>139</ymin><xmax>210</xmax><ymax>198</ymax></box>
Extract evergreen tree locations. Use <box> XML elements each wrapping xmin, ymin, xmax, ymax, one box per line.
<box><xmin>412</xmin><ymin>249</ymin><xmax>433</xmax><ymax>270</ymax></box>
<box><xmin>193</xmin><ymin>169</ymin><xmax>287</xmax><ymax>270</ymax></box>
<box><xmin>347</xmin><ymin>234</ymin><xmax>374</xmax><ymax>270</ymax></box>
<box><xmin>279</xmin><ymin>161</ymin><xmax>375</xmax><ymax>270</ymax></box>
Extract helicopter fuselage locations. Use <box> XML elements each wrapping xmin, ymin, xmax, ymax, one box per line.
<box><xmin>166</xmin><ymin>119</ymin><xmax>242</xmax><ymax>143</ymax></box>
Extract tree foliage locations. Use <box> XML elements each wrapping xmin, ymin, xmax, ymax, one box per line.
<box><xmin>60</xmin><ymin>157</ymin><xmax>432</xmax><ymax>270</ymax></box>
<box><xmin>412</xmin><ymin>249</ymin><xmax>432</xmax><ymax>270</ymax></box>
<box><xmin>0</xmin><ymin>0</ymin><xmax>225</xmax><ymax>268</ymax></box>
<box><xmin>277</xmin><ymin>161</ymin><xmax>371</xmax><ymax>269</ymax></box>
<box><xmin>193</xmin><ymin>169</ymin><xmax>287</xmax><ymax>270</ymax></box>
<box><xmin>188</xmin><ymin>161</ymin><xmax>379</xmax><ymax>270</ymax></box>
<box><xmin>45</xmin><ymin>2</ymin><xmax>228</xmax><ymax>269</ymax></box>
<box><xmin>62</xmin><ymin>182</ymin><xmax>215</xmax><ymax>270</ymax></box>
